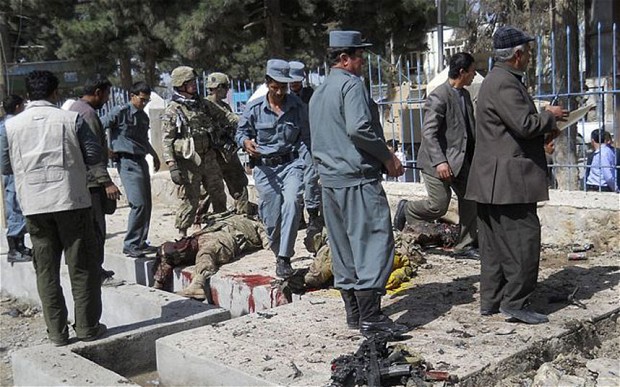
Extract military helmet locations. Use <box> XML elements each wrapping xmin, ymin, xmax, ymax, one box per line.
<box><xmin>207</xmin><ymin>72</ymin><xmax>230</xmax><ymax>88</ymax></box>
<box><xmin>171</xmin><ymin>66</ymin><xmax>196</xmax><ymax>87</ymax></box>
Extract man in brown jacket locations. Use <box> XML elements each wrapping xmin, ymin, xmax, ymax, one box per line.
<box><xmin>465</xmin><ymin>26</ymin><xmax>566</xmax><ymax>324</ymax></box>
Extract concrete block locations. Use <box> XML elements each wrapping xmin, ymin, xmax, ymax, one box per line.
<box><xmin>103</xmin><ymin>252</ymin><xmax>157</xmax><ymax>286</ymax></box>
<box><xmin>75</xmin><ymin>299</ymin><xmax>230</xmax><ymax>376</ymax></box>
<box><xmin>11</xmin><ymin>345</ymin><xmax>137</xmax><ymax>387</ymax></box>
<box><xmin>209</xmin><ymin>273</ymin><xmax>290</xmax><ymax>317</ymax></box>
<box><xmin>156</xmin><ymin>328</ymin><xmax>277</xmax><ymax>386</ymax></box>
<box><xmin>12</xmin><ymin>292</ymin><xmax>230</xmax><ymax>384</ymax></box>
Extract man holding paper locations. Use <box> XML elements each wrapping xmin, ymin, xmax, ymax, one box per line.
<box><xmin>466</xmin><ymin>26</ymin><xmax>567</xmax><ymax>325</ymax></box>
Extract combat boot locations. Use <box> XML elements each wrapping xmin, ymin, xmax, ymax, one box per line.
<box><xmin>179</xmin><ymin>273</ymin><xmax>207</xmax><ymax>300</ymax></box>
<box><xmin>275</xmin><ymin>256</ymin><xmax>294</xmax><ymax>278</ymax></box>
<box><xmin>304</xmin><ymin>208</ymin><xmax>324</xmax><ymax>254</ymax></box>
<box><xmin>356</xmin><ymin>289</ymin><xmax>408</xmax><ymax>337</ymax></box>
<box><xmin>7</xmin><ymin>237</ymin><xmax>31</xmax><ymax>263</ymax></box>
<box><xmin>340</xmin><ymin>289</ymin><xmax>360</xmax><ymax>329</ymax></box>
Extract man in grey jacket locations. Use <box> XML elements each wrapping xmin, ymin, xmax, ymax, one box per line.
<box><xmin>69</xmin><ymin>75</ymin><xmax>121</xmax><ymax>283</ymax></box>
<box><xmin>6</xmin><ymin>70</ymin><xmax>106</xmax><ymax>346</ymax></box>
<box><xmin>309</xmin><ymin>31</ymin><xmax>406</xmax><ymax>336</ymax></box>
<box><xmin>465</xmin><ymin>27</ymin><xmax>566</xmax><ymax>324</ymax></box>
<box><xmin>393</xmin><ymin>52</ymin><xmax>478</xmax><ymax>259</ymax></box>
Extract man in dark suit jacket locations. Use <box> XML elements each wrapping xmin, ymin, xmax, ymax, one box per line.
<box><xmin>465</xmin><ymin>26</ymin><xmax>567</xmax><ymax>324</ymax></box>
<box><xmin>394</xmin><ymin>52</ymin><xmax>478</xmax><ymax>259</ymax></box>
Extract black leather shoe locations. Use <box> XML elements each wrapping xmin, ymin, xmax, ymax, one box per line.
<box><xmin>360</xmin><ymin>314</ymin><xmax>408</xmax><ymax>337</ymax></box>
<box><xmin>500</xmin><ymin>307</ymin><xmax>549</xmax><ymax>324</ymax></box>
<box><xmin>77</xmin><ymin>324</ymin><xmax>108</xmax><ymax>342</ymax></box>
<box><xmin>480</xmin><ymin>308</ymin><xmax>499</xmax><ymax>316</ymax></box>
<box><xmin>393</xmin><ymin>199</ymin><xmax>408</xmax><ymax>231</ymax></box>
<box><xmin>453</xmin><ymin>247</ymin><xmax>480</xmax><ymax>260</ymax></box>
<box><xmin>275</xmin><ymin>256</ymin><xmax>294</xmax><ymax>278</ymax></box>
<box><xmin>123</xmin><ymin>248</ymin><xmax>145</xmax><ymax>258</ymax></box>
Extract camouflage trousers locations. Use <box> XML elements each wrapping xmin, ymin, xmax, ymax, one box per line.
<box><xmin>153</xmin><ymin>214</ymin><xmax>267</xmax><ymax>289</ymax></box>
<box><xmin>175</xmin><ymin>149</ymin><xmax>227</xmax><ymax>231</ymax></box>
<box><xmin>215</xmin><ymin>150</ymin><xmax>249</xmax><ymax>214</ymax></box>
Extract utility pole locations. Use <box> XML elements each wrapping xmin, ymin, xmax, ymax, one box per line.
<box><xmin>0</xmin><ymin>11</ymin><xmax>10</xmax><ymax>102</ymax></box>
<box><xmin>437</xmin><ymin>0</ymin><xmax>445</xmax><ymax>73</ymax></box>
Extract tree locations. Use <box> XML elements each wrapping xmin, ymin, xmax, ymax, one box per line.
<box><xmin>459</xmin><ymin>0</ymin><xmax>584</xmax><ymax>190</ymax></box>
<box><xmin>0</xmin><ymin>0</ymin><xmax>76</xmax><ymax>65</ymax></box>
<box><xmin>172</xmin><ymin>0</ymin><xmax>433</xmax><ymax>81</ymax></box>
<box><xmin>56</xmin><ymin>0</ymin><xmax>190</xmax><ymax>89</ymax></box>
<box><xmin>551</xmin><ymin>0</ymin><xmax>581</xmax><ymax>190</ymax></box>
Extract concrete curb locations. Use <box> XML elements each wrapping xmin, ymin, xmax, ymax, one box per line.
<box><xmin>11</xmin><ymin>286</ymin><xmax>230</xmax><ymax>385</ymax></box>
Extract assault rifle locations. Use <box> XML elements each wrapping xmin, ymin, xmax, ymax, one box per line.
<box><xmin>329</xmin><ymin>333</ymin><xmax>458</xmax><ymax>387</ymax></box>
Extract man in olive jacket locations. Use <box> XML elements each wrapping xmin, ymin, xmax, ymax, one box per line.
<box><xmin>465</xmin><ymin>26</ymin><xmax>566</xmax><ymax>324</ymax></box>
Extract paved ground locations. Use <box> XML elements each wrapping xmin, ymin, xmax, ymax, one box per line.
<box><xmin>1</xmin><ymin>177</ymin><xmax>619</xmax><ymax>386</ymax></box>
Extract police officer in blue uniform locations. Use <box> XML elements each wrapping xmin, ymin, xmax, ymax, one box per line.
<box><xmin>236</xmin><ymin>59</ymin><xmax>310</xmax><ymax>278</ymax></box>
<box><xmin>104</xmin><ymin>82</ymin><xmax>161</xmax><ymax>258</ymax></box>
<box><xmin>309</xmin><ymin>31</ymin><xmax>407</xmax><ymax>336</ymax></box>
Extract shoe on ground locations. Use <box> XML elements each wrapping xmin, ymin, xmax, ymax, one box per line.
<box><xmin>178</xmin><ymin>286</ymin><xmax>207</xmax><ymax>300</ymax></box>
<box><xmin>393</xmin><ymin>199</ymin><xmax>408</xmax><ymax>231</ymax></box>
<box><xmin>500</xmin><ymin>307</ymin><xmax>549</xmax><ymax>324</ymax></box>
<box><xmin>78</xmin><ymin>324</ymin><xmax>107</xmax><ymax>342</ymax></box>
<box><xmin>102</xmin><ymin>276</ymin><xmax>126</xmax><ymax>287</ymax></box>
<box><xmin>275</xmin><ymin>256</ymin><xmax>294</xmax><ymax>278</ymax></box>
<box><xmin>49</xmin><ymin>336</ymin><xmax>69</xmax><ymax>347</ymax></box>
<box><xmin>360</xmin><ymin>314</ymin><xmax>408</xmax><ymax>337</ymax></box>
<box><xmin>140</xmin><ymin>245</ymin><xmax>158</xmax><ymax>254</ymax></box>
<box><xmin>480</xmin><ymin>307</ymin><xmax>500</xmax><ymax>316</ymax></box>
<box><xmin>123</xmin><ymin>247</ymin><xmax>145</xmax><ymax>258</ymax></box>
<box><xmin>452</xmin><ymin>247</ymin><xmax>480</xmax><ymax>260</ymax></box>
<box><xmin>7</xmin><ymin>250</ymin><xmax>32</xmax><ymax>263</ymax></box>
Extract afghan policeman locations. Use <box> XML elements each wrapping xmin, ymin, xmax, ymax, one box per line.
<box><xmin>309</xmin><ymin>31</ymin><xmax>407</xmax><ymax>336</ymax></box>
<box><xmin>162</xmin><ymin>66</ymin><xmax>233</xmax><ymax>237</ymax></box>
<box><xmin>289</xmin><ymin>61</ymin><xmax>323</xmax><ymax>253</ymax></box>
<box><xmin>236</xmin><ymin>59</ymin><xmax>310</xmax><ymax>278</ymax></box>
<box><xmin>104</xmin><ymin>81</ymin><xmax>161</xmax><ymax>258</ymax></box>
<box><xmin>206</xmin><ymin>72</ymin><xmax>250</xmax><ymax>214</ymax></box>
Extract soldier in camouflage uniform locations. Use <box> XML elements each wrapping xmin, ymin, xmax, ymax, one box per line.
<box><xmin>206</xmin><ymin>72</ymin><xmax>250</xmax><ymax>214</ymax></box>
<box><xmin>162</xmin><ymin>66</ymin><xmax>235</xmax><ymax>236</ymax></box>
<box><xmin>152</xmin><ymin>211</ymin><xmax>269</xmax><ymax>300</ymax></box>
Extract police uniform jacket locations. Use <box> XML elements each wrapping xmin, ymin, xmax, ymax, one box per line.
<box><xmin>236</xmin><ymin>93</ymin><xmax>309</xmax><ymax>158</ymax></box>
<box><xmin>465</xmin><ymin>62</ymin><xmax>556</xmax><ymax>204</ymax></box>
<box><xmin>417</xmin><ymin>81</ymin><xmax>475</xmax><ymax>178</ymax></box>
<box><xmin>309</xmin><ymin>68</ymin><xmax>391</xmax><ymax>188</ymax></box>
<box><xmin>103</xmin><ymin>103</ymin><xmax>150</xmax><ymax>156</ymax></box>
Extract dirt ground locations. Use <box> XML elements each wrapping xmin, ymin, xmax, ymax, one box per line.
<box><xmin>1</xmin><ymin>251</ymin><xmax>618</xmax><ymax>386</ymax></box>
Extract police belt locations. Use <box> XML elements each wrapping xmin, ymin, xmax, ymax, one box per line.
<box><xmin>253</xmin><ymin>151</ymin><xmax>299</xmax><ymax>167</ymax></box>
<box><xmin>116</xmin><ymin>152</ymin><xmax>145</xmax><ymax>161</ymax></box>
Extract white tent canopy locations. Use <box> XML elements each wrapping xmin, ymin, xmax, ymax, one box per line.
<box><xmin>426</xmin><ymin>67</ymin><xmax>485</xmax><ymax>103</ymax></box>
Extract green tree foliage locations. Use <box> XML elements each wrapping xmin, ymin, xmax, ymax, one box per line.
<box><xmin>56</xmin><ymin>0</ymin><xmax>190</xmax><ymax>88</ymax></box>
<box><xmin>173</xmin><ymin>0</ymin><xmax>433</xmax><ymax>81</ymax></box>
<box><xmin>0</xmin><ymin>0</ymin><xmax>76</xmax><ymax>63</ymax></box>
<box><xmin>3</xmin><ymin>0</ymin><xmax>433</xmax><ymax>85</ymax></box>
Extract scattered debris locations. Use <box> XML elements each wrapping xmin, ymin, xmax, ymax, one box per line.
<box><xmin>495</xmin><ymin>328</ymin><xmax>516</xmax><ymax>336</ymax></box>
<box><xmin>288</xmin><ymin>361</ymin><xmax>303</xmax><ymax>379</ymax></box>
<box><xmin>446</xmin><ymin>328</ymin><xmax>473</xmax><ymax>338</ymax></box>
<box><xmin>257</xmin><ymin>310</ymin><xmax>277</xmax><ymax>319</ymax></box>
